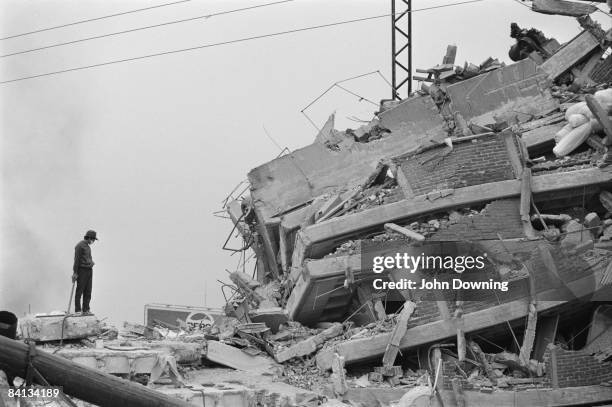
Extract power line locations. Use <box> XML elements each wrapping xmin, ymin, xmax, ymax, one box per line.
<box><xmin>0</xmin><ymin>0</ymin><xmax>296</xmax><ymax>59</ymax></box>
<box><xmin>300</xmin><ymin>70</ymin><xmax>389</xmax><ymax>131</ymax></box>
<box><xmin>0</xmin><ymin>0</ymin><xmax>485</xmax><ymax>85</ymax></box>
<box><xmin>595</xmin><ymin>7</ymin><xmax>612</xmax><ymax>17</ymax></box>
<box><xmin>0</xmin><ymin>0</ymin><xmax>192</xmax><ymax>41</ymax></box>
<box><xmin>510</xmin><ymin>0</ymin><xmax>532</xmax><ymax>9</ymax></box>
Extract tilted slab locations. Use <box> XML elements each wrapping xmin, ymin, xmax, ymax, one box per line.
<box><xmin>539</xmin><ymin>30</ymin><xmax>600</xmax><ymax>80</ymax></box>
<box><xmin>205</xmin><ymin>340</ymin><xmax>280</xmax><ymax>374</ymax></box>
<box><xmin>248</xmin><ymin>96</ymin><xmax>447</xmax><ymax>221</ymax></box>
<box><xmin>445</xmin><ymin>58</ymin><xmax>557</xmax><ymax>126</ymax></box>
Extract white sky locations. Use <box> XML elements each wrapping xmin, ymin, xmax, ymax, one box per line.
<box><xmin>1</xmin><ymin>0</ymin><xmax>609</xmax><ymax>325</ymax></box>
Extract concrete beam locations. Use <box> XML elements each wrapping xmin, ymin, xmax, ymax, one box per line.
<box><xmin>539</xmin><ymin>30</ymin><xmax>600</xmax><ymax>80</ymax></box>
<box><xmin>18</xmin><ymin>315</ymin><xmax>101</xmax><ymax>342</ymax></box>
<box><xmin>296</xmin><ymin>167</ymin><xmax>612</xmax><ymax>260</ymax></box>
<box><xmin>55</xmin><ymin>348</ymin><xmax>168</xmax><ymax>375</ymax></box>
<box><xmin>108</xmin><ymin>340</ymin><xmax>203</xmax><ymax>364</ymax></box>
<box><xmin>274</xmin><ymin>323</ymin><xmax>343</xmax><ymax>363</ymax></box>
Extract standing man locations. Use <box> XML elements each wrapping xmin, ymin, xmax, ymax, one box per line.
<box><xmin>72</xmin><ymin>230</ymin><xmax>98</xmax><ymax>315</ymax></box>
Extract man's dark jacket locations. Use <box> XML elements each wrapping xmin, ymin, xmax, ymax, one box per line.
<box><xmin>73</xmin><ymin>240</ymin><xmax>94</xmax><ymax>273</ymax></box>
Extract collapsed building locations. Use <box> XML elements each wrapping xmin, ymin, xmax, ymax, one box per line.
<box><xmin>2</xmin><ymin>4</ymin><xmax>612</xmax><ymax>407</ymax></box>
<box><xmin>220</xmin><ymin>10</ymin><xmax>612</xmax><ymax>407</ymax></box>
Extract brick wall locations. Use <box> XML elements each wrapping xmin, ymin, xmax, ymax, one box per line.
<box><xmin>441</xmin><ymin>347</ymin><xmax>612</xmax><ymax>390</ymax></box>
<box><xmin>441</xmin><ymin>361</ymin><xmax>476</xmax><ymax>390</ymax></box>
<box><xmin>429</xmin><ymin>199</ymin><xmax>524</xmax><ymax>242</ymax></box>
<box><xmin>398</xmin><ymin>135</ymin><xmax>515</xmax><ymax>196</ymax></box>
<box><xmin>590</xmin><ymin>53</ymin><xmax>612</xmax><ymax>84</ymax></box>
<box><xmin>543</xmin><ymin>346</ymin><xmax>612</xmax><ymax>387</ymax></box>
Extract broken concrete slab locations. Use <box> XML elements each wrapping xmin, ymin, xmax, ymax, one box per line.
<box><xmin>18</xmin><ymin>314</ymin><xmax>101</xmax><ymax>342</ymax></box>
<box><xmin>377</xmin><ymin>95</ymin><xmax>447</xmax><ymax>142</ymax></box>
<box><xmin>248</xmin><ymin>307</ymin><xmax>288</xmax><ymax>333</ymax></box>
<box><xmin>205</xmin><ymin>340</ymin><xmax>280</xmax><ymax>374</ymax></box>
<box><xmin>274</xmin><ymin>323</ymin><xmax>343</xmax><ymax>363</ymax></box>
<box><xmin>54</xmin><ymin>347</ymin><xmax>171</xmax><ymax>375</ymax></box>
<box><xmin>532</xmin><ymin>0</ymin><xmax>598</xmax><ymax>17</ymax></box>
<box><xmin>110</xmin><ymin>340</ymin><xmax>203</xmax><ymax>364</ymax></box>
<box><xmin>159</xmin><ymin>367</ymin><xmax>325</xmax><ymax>407</ymax></box>
<box><xmin>446</xmin><ymin>58</ymin><xmax>558</xmax><ymax>126</ymax></box>
<box><xmin>539</xmin><ymin>30</ymin><xmax>600</xmax><ymax>80</ymax></box>
<box><xmin>314</xmin><ymin>113</ymin><xmax>338</xmax><ymax>144</ymax></box>
<box><xmin>248</xmin><ymin>108</ymin><xmax>447</xmax><ymax>222</ymax></box>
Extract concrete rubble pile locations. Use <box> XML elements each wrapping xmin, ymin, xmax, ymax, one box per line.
<box><xmin>217</xmin><ymin>10</ymin><xmax>612</xmax><ymax>407</ymax></box>
<box><xmin>1</xmin><ymin>312</ymin><xmax>331</xmax><ymax>407</ymax></box>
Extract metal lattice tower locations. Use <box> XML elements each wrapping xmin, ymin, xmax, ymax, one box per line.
<box><xmin>391</xmin><ymin>0</ymin><xmax>412</xmax><ymax>100</ymax></box>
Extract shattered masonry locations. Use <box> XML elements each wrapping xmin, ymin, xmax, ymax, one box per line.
<box><xmin>220</xmin><ymin>12</ymin><xmax>612</xmax><ymax>407</ymax></box>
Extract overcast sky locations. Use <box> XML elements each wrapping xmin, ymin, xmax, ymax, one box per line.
<box><xmin>1</xmin><ymin>0</ymin><xmax>609</xmax><ymax>325</ymax></box>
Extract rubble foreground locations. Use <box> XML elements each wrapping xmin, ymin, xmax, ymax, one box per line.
<box><xmin>2</xmin><ymin>5</ymin><xmax>612</xmax><ymax>407</ymax></box>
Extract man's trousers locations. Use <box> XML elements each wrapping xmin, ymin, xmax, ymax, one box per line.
<box><xmin>75</xmin><ymin>268</ymin><xmax>93</xmax><ymax>313</ymax></box>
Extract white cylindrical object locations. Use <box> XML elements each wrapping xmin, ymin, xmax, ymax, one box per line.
<box><xmin>568</xmin><ymin>114</ymin><xmax>588</xmax><ymax>128</ymax></box>
<box><xmin>554</xmin><ymin>123</ymin><xmax>573</xmax><ymax>143</ymax></box>
<box><xmin>553</xmin><ymin>122</ymin><xmax>593</xmax><ymax>157</ymax></box>
<box><xmin>594</xmin><ymin>88</ymin><xmax>612</xmax><ymax>113</ymax></box>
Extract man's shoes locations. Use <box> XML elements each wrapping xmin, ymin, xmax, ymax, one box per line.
<box><xmin>82</xmin><ymin>311</ymin><xmax>93</xmax><ymax>316</ymax></box>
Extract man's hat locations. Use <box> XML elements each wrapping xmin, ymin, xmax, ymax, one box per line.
<box><xmin>85</xmin><ymin>230</ymin><xmax>98</xmax><ymax>240</ymax></box>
